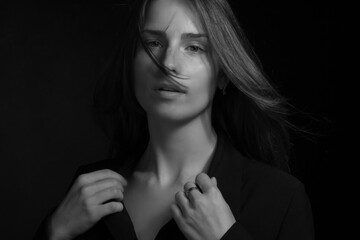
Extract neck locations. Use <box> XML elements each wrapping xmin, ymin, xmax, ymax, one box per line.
<box><xmin>137</xmin><ymin>115</ymin><xmax>217</xmax><ymax>186</ymax></box>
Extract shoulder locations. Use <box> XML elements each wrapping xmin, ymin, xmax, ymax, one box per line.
<box><xmin>216</xmin><ymin>132</ymin><xmax>307</xmax><ymax>206</ymax></box>
<box><xmin>76</xmin><ymin>158</ymin><xmax>121</xmax><ymax>175</ymax></box>
<box><xmin>240</xmin><ymin>158</ymin><xmax>308</xmax><ymax>216</ymax></box>
<box><xmin>243</xmin><ymin>159</ymin><xmax>303</xmax><ymax>194</ymax></box>
<box><xmin>75</xmin><ymin>151</ymin><xmax>139</xmax><ymax>179</ymax></box>
<box><xmin>220</xmin><ymin>133</ymin><xmax>304</xmax><ymax>197</ymax></box>
<box><xmin>218</xmin><ymin>130</ymin><xmax>303</xmax><ymax>196</ymax></box>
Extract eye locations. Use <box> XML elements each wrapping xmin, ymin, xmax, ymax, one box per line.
<box><xmin>186</xmin><ymin>45</ymin><xmax>204</xmax><ymax>53</ymax></box>
<box><xmin>146</xmin><ymin>40</ymin><xmax>162</xmax><ymax>48</ymax></box>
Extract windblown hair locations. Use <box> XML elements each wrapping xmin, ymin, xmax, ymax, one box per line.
<box><xmin>94</xmin><ymin>0</ymin><xmax>292</xmax><ymax>172</ymax></box>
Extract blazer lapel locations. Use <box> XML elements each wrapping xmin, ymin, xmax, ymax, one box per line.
<box><xmin>207</xmin><ymin>131</ymin><xmax>246</xmax><ymax>219</ymax></box>
<box><xmin>103</xmin><ymin>208</ymin><xmax>137</xmax><ymax>240</ymax></box>
<box><xmin>102</xmin><ymin>153</ymin><xmax>139</xmax><ymax>240</ymax></box>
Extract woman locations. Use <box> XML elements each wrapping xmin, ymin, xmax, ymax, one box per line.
<box><xmin>34</xmin><ymin>0</ymin><xmax>314</xmax><ymax>239</ymax></box>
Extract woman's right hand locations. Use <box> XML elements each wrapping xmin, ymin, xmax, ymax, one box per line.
<box><xmin>48</xmin><ymin>169</ymin><xmax>127</xmax><ymax>240</ymax></box>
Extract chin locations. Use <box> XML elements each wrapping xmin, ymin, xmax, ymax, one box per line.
<box><xmin>146</xmin><ymin>104</ymin><xmax>212</xmax><ymax>125</ymax></box>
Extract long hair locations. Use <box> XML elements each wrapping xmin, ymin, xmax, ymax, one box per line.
<box><xmin>94</xmin><ymin>0</ymin><xmax>292</xmax><ymax>172</ymax></box>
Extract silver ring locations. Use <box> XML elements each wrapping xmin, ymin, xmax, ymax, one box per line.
<box><xmin>185</xmin><ymin>186</ymin><xmax>199</xmax><ymax>197</ymax></box>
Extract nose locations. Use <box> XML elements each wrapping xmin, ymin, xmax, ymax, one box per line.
<box><xmin>161</xmin><ymin>46</ymin><xmax>178</xmax><ymax>74</ymax></box>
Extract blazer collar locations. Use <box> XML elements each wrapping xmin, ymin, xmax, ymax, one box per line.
<box><xmin>103</xmin><ymin>130</ymin><xmax>246</xmax><ymax>239</ymax></box>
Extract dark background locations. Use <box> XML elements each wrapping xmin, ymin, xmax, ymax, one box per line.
<box><xmin>0</xmin><ymin>1</ymin><xmax>335</xmax><ymax>239</ymax></box>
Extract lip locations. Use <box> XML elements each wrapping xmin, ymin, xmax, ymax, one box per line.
<box><xmin>153</xmin><ymin>82</ymin><xmax>186</xmax><ymax>94</ymax></box>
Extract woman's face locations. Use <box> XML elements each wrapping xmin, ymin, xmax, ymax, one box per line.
<box><xmin>134</xmin><ymin>0</ymin><xmax>219</xmax><ymax>123</ymax></box>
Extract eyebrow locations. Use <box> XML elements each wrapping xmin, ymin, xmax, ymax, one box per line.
<box><xmin>182</xmin><ymin>33</ymin><xmax>208</xmax><ymax>40</ymax></box>
<box><xmin>141</xmin><ymin>29</ymin><xmax>208</xmax><ymax>40</ymax></box>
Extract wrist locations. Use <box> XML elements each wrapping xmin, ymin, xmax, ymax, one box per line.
<box><xmin>48</xmin><ymin>215</ymin><xmax>71</xmax><ymax>240</ymax></box>
<box><xmin>217</xmin><ymin>214</ymin><xmax>236</xmax><ymax>239</ymax></box>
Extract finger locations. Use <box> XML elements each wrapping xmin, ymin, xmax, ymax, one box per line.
<box><xmin>187</xmin><ymin>189</ymin><xmax>202</xmax><ymax>203</ymax></box>
<box><xmin>171</xmin><ymin>203</ymin><xmax>189</xmax><ymax>231</ymax></box>
<box><xmin>183</xmin><ymin>182</ymin><xmax>202</xmax><ymax>202</ymax></box>
<box><xmin>77</xmin><ymin>169</ymin><xmax>127</xmax><ymax>187</ymax></box>
<box><xmin>95</xmin><ymin>201</ymin><xmax>123</xmax><ymax>220</ymax></box>
<box><xmin>88</xmin><ymin>186</ymin><xmax>124</xmax><ymax>205</ymax></box>
<box><xmin>195</xmin><ymin>173</ymin><xmax>214</xmax><ymax>193</ymax></box>
<box><xmin>81</xmin><ymin>178</ymin><xmax>125</xmax><ymax>198</ymax></box>
<box><xmin>170</xmin><ymin>203</ymin><xmax>183</xmax><ymax>219</ymax></box>
<box><xmin>211</xmin><ymin>177</ymin><xmax>217</xmax><ymax>186</ymax></box>
<box><xmin>174</xmin><ymin>191</ymin><xmax>190</xmax><ymax>216</ymax></box>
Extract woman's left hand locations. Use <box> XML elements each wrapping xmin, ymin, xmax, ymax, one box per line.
<box><xmin>171</xmin><ymin>173</ymin><xmax>236</xmax><ymax>240</ymax></box>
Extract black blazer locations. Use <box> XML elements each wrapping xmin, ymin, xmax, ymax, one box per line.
<box><xmin>33</xmin><ymin>132</ymin><xmax>314</xmax><ymax>240</ymax></box>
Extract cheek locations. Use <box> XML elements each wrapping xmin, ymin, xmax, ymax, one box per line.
<box><xmin>186</xmin><ymin>58</ymin><xmax>218</xmax><ymax>101</ymax></box>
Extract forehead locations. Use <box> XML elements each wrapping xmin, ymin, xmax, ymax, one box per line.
<box><xmin>144</xmin><ymin>0</ymin><xmax>204</xmax><ymax>34</ymax></box>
